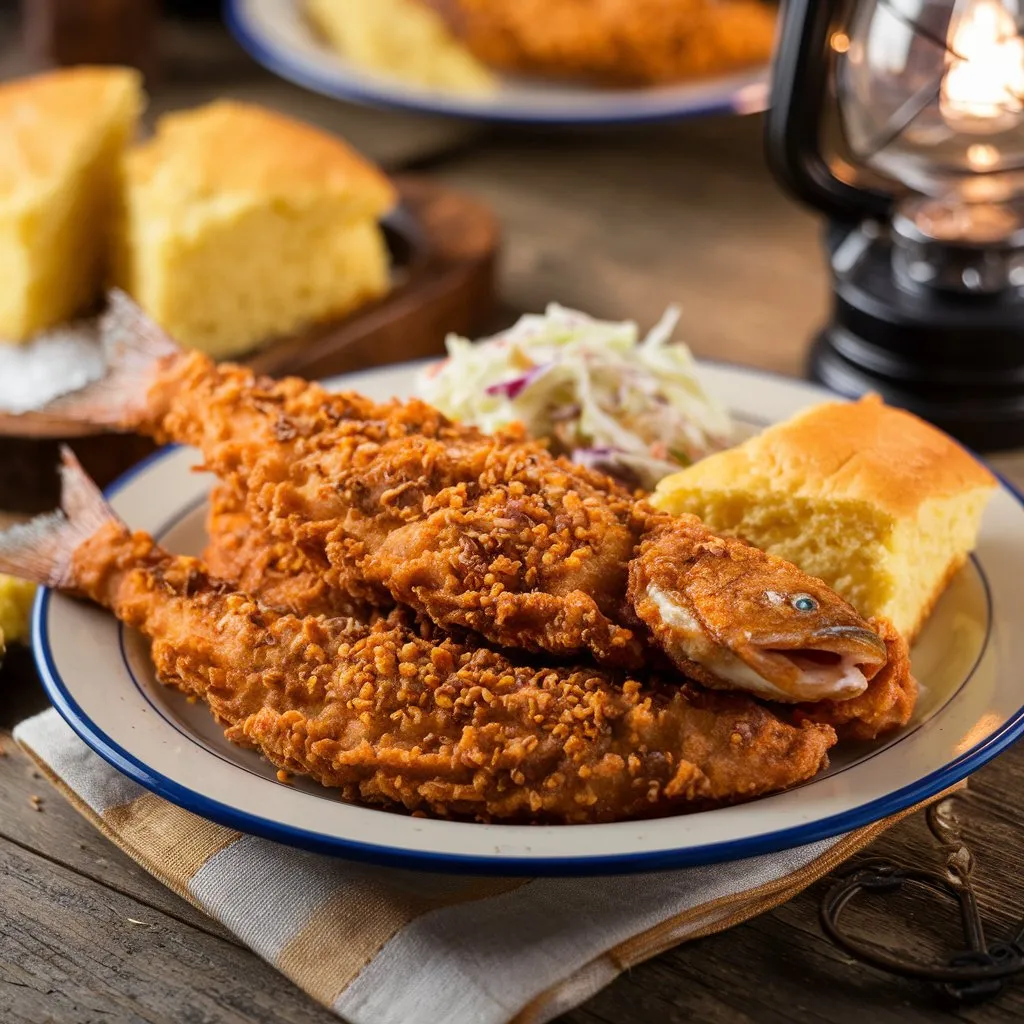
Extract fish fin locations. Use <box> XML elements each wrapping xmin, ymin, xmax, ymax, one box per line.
<box><xmin>0</xmin><ymin>447</ymin><xmax>123</xmax><ymax>588</ymax></box>
<box><xmin>44</xmin><ymin>289</ymin><xmax>180</xmax><ymax>428</ymax></box>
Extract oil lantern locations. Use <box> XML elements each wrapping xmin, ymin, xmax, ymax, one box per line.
<box><xmin>768</xmin><ymin>0</ymin><xmax>1024</xmax><ymax>448</ymax></box>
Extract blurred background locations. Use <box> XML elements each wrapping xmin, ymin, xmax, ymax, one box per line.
<box><xmin>0</xmin><ymin>0</ymin><xmax>826</xmax><ymax>373</ymax></box>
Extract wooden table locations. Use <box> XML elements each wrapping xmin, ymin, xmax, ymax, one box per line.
<box><xmin>4</xmin><ymin>14</ymin><xmax>1024</xmax><ymax>1024</ymax></box>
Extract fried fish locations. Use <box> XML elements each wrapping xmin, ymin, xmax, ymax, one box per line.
<box><xmin>33</xmin><ymin>292</ymin><xmax>903</xmax><ymax>710</ymax></box>
<box><xmin>0</xmin><ymin>450</ymin><xmax>837</xmax><ymax>822</ymax></box>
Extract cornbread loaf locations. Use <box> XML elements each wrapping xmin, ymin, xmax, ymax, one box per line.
<box><xmin>652</xmin><ymin>395</ymin><xmax>997</xmax><ymax>641</ymax></box>
<box><xmin>422</xmin><ymin>0</ymin><xmax>778</xmax><ymax>85</ymax></box>
<box><xmin>0</xmin><ymin>66</ymin><xmax>143</xmax><ymax>342</ymax></box>
<box><xmin>308</xmin><ymin>0</ymin><xmax>495</xmax><ymax>94</ymax></box>
<box><xmin>114</xmin><ymin>100</ymin><xmax>397</xmax><ymax>359</ymax></box>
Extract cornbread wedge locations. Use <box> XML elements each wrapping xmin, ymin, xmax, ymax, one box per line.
<box><xmin>307</xmin><ymin>0</ymin><xmax>495</xmax><ymax>94</ymax></box>
<box><xmin>114</xmin><ymin>100</ymin><xmax>397</xmax><ymax>359</ymax></box>
<box><xmin>0</xmin><ymin>66</ymin><xmax>142</xmax><ymax>342</ymax></box>
<box><xmin>652</xmin><ymin>395</ymin><xmax>997</xmax><ymax>641</ymax></box>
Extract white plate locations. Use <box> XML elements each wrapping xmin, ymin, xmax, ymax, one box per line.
<box><xmin>33</xmin><ymin>361</ymin><xmax>1024</xmax><ymax>875</ymax></box>
<box><xmin>225</xmin><ymin>0</ymin><xmax>771</xmax><ymax>124</ymax></box>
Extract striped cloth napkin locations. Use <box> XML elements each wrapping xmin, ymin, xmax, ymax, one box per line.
<box><xmin>15</xmin><ymin>709</ymin><xmax>947</xmax><ymax>1024</ymax></box>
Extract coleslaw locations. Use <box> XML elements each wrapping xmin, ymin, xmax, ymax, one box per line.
<box><xmin>417</xmin><ymin>305</ymin><xmax>734</xmax><ymax>489</ymax></box>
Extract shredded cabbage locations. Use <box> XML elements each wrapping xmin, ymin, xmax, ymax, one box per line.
<box><xmin>417</xmin><ymin>305</ymin><xmax>734</xmax><ymax>490</ymax></box>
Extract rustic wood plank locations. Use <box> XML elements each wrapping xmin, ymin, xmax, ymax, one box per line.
<box><xmin>0</xmin><ymin>729</ymin><xmax>235</xmax><ymax>944</ymax></box>
<box><xmin>0</xmin><ymin>837</ymin><xmax>337</xmax><ymax>1024</ymax></box>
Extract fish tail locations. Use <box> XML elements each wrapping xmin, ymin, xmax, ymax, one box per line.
<box><xmin>44</xmin><ymin>289</ymin><xmax>181</xmax><ymax>428</ymax></box>
<box><xmin>0</xmin><ymin>447</ymin><xmax>123</xmax><ymax>588</ymax></box>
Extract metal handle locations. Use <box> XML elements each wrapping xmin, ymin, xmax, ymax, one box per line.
<box><xmin>766</xmin><ymin>0</ymin><xmax>892</xmax><ymax>224</ymax></box>
<box><xmin>820</xmin><ymin>794</ymin><xmax>1024</xmax><ymax>1004</ymax></box>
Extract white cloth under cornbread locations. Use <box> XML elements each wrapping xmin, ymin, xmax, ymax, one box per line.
<box><xmin>0</xmin><ymin>321</ymin><xmax>104</xmax><ymax>414</ymax></box>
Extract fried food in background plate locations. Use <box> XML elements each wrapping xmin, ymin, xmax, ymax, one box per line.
<box><xmin>0</xmin><ymin>451</ymin><xmax>837</xmax><ymax>823</ymax></box>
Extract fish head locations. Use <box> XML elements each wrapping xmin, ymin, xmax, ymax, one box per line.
<box><xmin>725</xmin><ymin>580</ymin><xmax>889</xmax><ymax>702</ymax></box>
<box><xmin>633</xmin><ymin>529</ymin><xmax>888</xmax><ymax>703</ymax></box>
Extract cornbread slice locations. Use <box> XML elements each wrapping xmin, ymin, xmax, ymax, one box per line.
<box><xmin>115</xmin><ymin>101</ymin><xmax>397</xmax><ymax>359</ymax></box>
<box><xmin>651</xmin><ymin>395</ymin><xmax>997</xmax><ymax>641</ymax></box>
<box><xmin>307</xmin><ymin>0</ymin><xmax>495</xmax><ymax>94</ymax></box>
<box><xmin>0</xmin><ymin>66</ymin><xmax>143</xmax><ymax>342</ymax></box>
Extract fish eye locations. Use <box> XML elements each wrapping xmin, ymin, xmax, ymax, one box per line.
<box><xmin>792</xmin><ymin>594</ymin><xmax>818</xmax><ymax>612</ymax></box>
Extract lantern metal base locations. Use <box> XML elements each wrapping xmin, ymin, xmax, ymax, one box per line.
<box><xmin>808</xmin><ymin>227</ymin><xmax>1024</xmax><ymax>452</ymax></box>
<box><xmin>809</xmin><ymin>331</ymin><xmax>1024</xmax><ymax>451</ymax></box>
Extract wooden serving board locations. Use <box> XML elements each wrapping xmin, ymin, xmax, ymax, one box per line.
<box><xmin>0</xmin><ymin>175</ymin><xmax>499</xmax><ymax>512</ymax></box>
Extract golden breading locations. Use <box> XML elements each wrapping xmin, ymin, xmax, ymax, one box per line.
<box><xmin>204</xmin><ymin>481</ymin><xmax>367</xmax><ymax>619</ymax></box>
<box><xmin>43</xmin><ymin>295</ymin><xmax>914</xmax><ymax>737</ymax></box>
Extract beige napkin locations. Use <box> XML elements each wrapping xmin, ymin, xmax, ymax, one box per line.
<box><xmin>15</xmin><ymin>709</ymin><xmax>950</xmax><ymax>1024</ymax></box>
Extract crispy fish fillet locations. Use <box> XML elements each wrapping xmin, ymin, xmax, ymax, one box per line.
<box><xmin>207</xmin><ymin>496</ymin><xmax>913</xmax><ymax>742</ymax></box>
<box><xmin>39</xmin><ymin>294</ymin><xmax>899</xmax><ymax>711</ymax></box>
<box><xmin>205</xmin><ymin>480</ymin><xmax>362</xmax><ymax>619</ymax></box>
<box><xmin>0</xmin><ymin>451</ymin><xmax>837</xmax><ymax>822</ymax></box>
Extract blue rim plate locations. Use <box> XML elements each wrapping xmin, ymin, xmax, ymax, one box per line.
<box><xmin>224</xmin><ymin>0</ymin><xmax>771</xmax><ymax>125</ymax></box>
<box><xmin>32</xmin><ymin>361</ymin><xmax>1024</xmax><ymax>875</ymax></box>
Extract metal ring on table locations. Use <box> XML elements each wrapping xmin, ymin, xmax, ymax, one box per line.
<box><xmin>820</xmin><ymin>794</ymin><xmax>1024</xmax><ymax>1004</ymax></box>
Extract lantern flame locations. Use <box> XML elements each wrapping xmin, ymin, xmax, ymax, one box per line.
<box><xmin>941</xmin><ymin>0</ymin><xmax>1024</xmax><ymax>131</ymax></box>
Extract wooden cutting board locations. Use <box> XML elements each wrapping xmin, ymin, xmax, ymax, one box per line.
<box><xmin>0</xmin><ymin>175</ymin><xmax>499</xmax><ymax>512</ymax></box>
